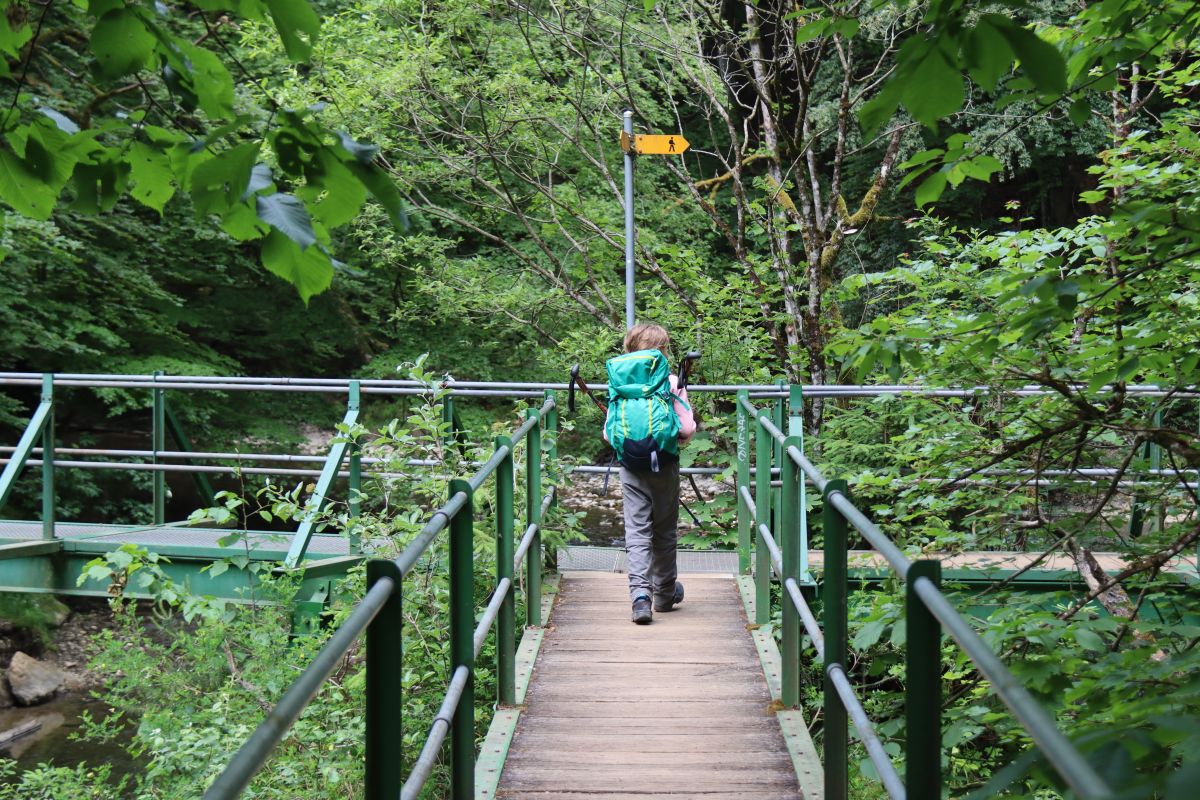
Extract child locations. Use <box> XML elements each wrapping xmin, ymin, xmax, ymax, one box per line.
<box><xmin>603</xmin><ymin>323</ymin><xmax>697</xmax><ymax>624</ymax></box>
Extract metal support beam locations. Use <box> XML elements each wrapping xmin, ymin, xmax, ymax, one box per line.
<box><xmin>365</xmin><ymin>559</ymin><xmax>404</xmax><ymax>800</ymax></box>
<box><xmin>780</xmin><ymin>435</ymin><xmax>803</xmax><ymax>708</ymax></box>
<box><xmin>496</xmin><ymin>435</ymin><xmax>516</xmax><ymax>706</ymax></box>
<box><xmin>152</xmin><ymin>371</ymin><xmax>166</xmax><ymax>525</ymax></box>
<box><xmin>41</xmin><ymin>374</ymin><xmax>55</xmax><ymax>540</ymax></box>
<box><xmin>449</xmin><ymin>479</ymin><xmax>475</xmax><ymax>800</ymax></box>
<box><xmin>525</xmin><ymin>408</ymin><xmax>543</xmax><ymax>627</ymax></box>
<box><xmin>823</xmin><ymin>478</ymin><xmax>849</xmax><ymax>800</ymax></box>
<box><xmin>736</xmin><ymin>391</ymin><xmax>751</xmax><ymax>574</ymax></box>
<box><xmin>906</xmin><ymin>560</ymin><xmax>943</xmax><ymax>798</ymax></box>
<box><xmin>754</xmin><ymin>410</ymin><xmax>772</xmax><ymax>625</ymax></box>
<box><xmin>285</xmin><ymin>382</ymin><xmax>361</xmax><ymax>567</ymax></box>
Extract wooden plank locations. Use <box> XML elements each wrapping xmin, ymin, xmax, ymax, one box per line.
<box><xmin>497</xmin><ymin>571</ymin><xmax>807</xmax><ymax>797</ymax></box>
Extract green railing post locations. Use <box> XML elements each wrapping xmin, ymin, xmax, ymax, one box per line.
<box><xmin>780</xmin><ymin>435</ymin><xmax>803</xmax><ymax>707</ymax></box>
<box><xmin>823</xmin><ymin>478</ymin><xmax>849</xmax><ymax>800</ymax></box>
<box><xmin>736</xmin><ymin>390</ymin><xmax>751</xmax><ymax>574</ymax></box>
<box><xmin>152</xmin><ymin>371</ymin><xmax>166</xmax><ymax>525</ymax></box>
<box><xmin>543</xmin><ymin>390</ymin><xmax>558</xmax><ymax>566</ymax></box>
<box><xmin>754</xmin><ymin>410</ymin><xmax>773</xmax><ymax>625</ymax></box>
<box><xmin>525</xmin><ymin>407</ymin><xmax>543</xmax><ymax>627</ymax></box>
<box><xmin>789</xmin><ymin>385</ymin><xmax>809</xmax><ymax>581</ymax></box>
<box><xmin>449</xmin><ymin>479</ymin><xmax>475</xmax><ymax>800</ymax></box>
<box><xmin>349</xmin><ymin>381</ymin><xmax>363</xmax><ymax>554</ymax></box>
<box><xmin>41</xmin><ymin>374</ymin><xmax>55</xmax><ymax>540</ymax></box>
<box><xmin>772</xmin><ymin>379</ymin><xmax>785</xmax><ymax>541</ymax></box>
<box><xmin>365</xmin><ymin>559</ymin><xmax>403</xmax><ymax>800</ymax></box>
<box><xmin>496</xmin><ymin>435</ymin><xmax>516</xmax><ymax>706</ymax></box>
<box><xmin>906</xmin><ymin>559</ymin><xmax>943</xmax><ymax>799</ymax></box>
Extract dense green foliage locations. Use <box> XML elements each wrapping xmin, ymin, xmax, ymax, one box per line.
<box><xmin>2</xmin><ymin>0</ymin><xmax>1200</xmax><ymax>797</ymax></box>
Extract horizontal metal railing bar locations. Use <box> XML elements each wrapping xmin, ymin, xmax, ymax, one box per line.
<box><xmin>912</xmin><ymin>577</ymin><xmax>1112</xmax><ymax>799</ymax></box>
<box><xmin>0</xmin><ymin>378</ymin><xmax>550</xmax><ymax>397</ymax></box>
<box><xmin>395</xmin><ymin>491</ymin><xmax>469</xmax><ymax>578</ymax></box>
<box><xmin>0</xmin><ymin>446</ymin><xmax>442</xmax><ymax>467</ymax></box>
<box><xmin>400</xmin><ymin>664</ymin><xmax>471</xmax><ymax>800</ymax></box>
<box><xmin>0</xmin><ymin>458</ymin><xmax>434</xmax><ymax>481</ymax></box>
<box><xmin>468</xmin><ymin>446</ymin><xmax>511</xmax><ymax>493</ymax></box>
<box><xmin>4</xmin><ymin>374</ymin><xmax>1196</xmax><ymax>397</ymax></box>
<box><xmin>828</xmin><ymin>662</ymin><xmax>906</xmax><ymax>799</ymax></box>
<box><xmin>474</xmin><ymin>577</ymin><xmax>511</xmax><ymax>660</ymax></box>
<box><xmin>826</xmin><ymin>490</ymin><xmax>912</xmax><ymax>579</ymax></box>
<box><xmin>203</xmin><ymin>575</ymin><xmax>396</xmax><ymax>800</ymax></box>
<box><xmin>783</xmin><ymin>577</ymin><xmax>825</xmax><ymax>658</ymax></box>
<box><xmin>513</xmin><ymin>491</ymin><xmax>555</xmax><ymax>573</ymax></box>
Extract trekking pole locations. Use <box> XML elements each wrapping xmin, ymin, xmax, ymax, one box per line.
<box><xmin>678</xmin><ymin>351</ymin><xmax>701</xmax><ymax>390</ymax></box>
<box><xmin>568</xmin><ymin>364</ymin><xmax>608</xmax><ymax>414</ymax></box>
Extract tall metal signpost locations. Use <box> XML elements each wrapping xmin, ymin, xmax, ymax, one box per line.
<box><xmin>619</xmin><ymin>110</ymin><xmax>690</xmax><ymax>330</ymax></box>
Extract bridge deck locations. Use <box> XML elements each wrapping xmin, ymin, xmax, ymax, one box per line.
<box><xmin>497</xmin><ymin>572</ymin><xmax>808</xmax><ymax>798</ymax></box>
<box><xmin>0</xmin><ymin>519</ymin><xmax>350</xmax><ymax>558</ymax></box>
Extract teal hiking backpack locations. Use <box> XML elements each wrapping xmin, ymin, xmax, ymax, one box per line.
<box><xmin>604</xmin><ymin>348</ymin><xmax>688</xmax><ymax>472</ymax></box>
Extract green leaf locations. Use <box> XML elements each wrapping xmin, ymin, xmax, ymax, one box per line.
<box><xmin>1074</xmin><ymin>627</ymin><xmax>1104</xmax><ymax>651</ymax></box>
<box><xmin>260</xmin><ymin>228</ymin><xmax>334</xmax><ymax>303</ymax></box>
<box><xmin>961</xmin><ymin>155</ymin><xmax>1003</xmax><ymax>181</ymax></box>
<box><xmin>242</xmin><ymin>163</ymin><xmax>274</xmax><ymax>200</ymax></box>
<box><xmin>965</xmin><ymin>18</ymin><xmax>1013</xmax><ymax>91</ymax></box>
<box><xmin>265</xmin><ymin>0</ymin><xmax>321</xmax><ymax>62</ymax></box>
<box><xmin>129</xmin><ymin>142</ymin><xmax>176</xmax><ymax>212</ymax></box>
<box><xmin>309</xmin><ymin>150</ymin><xmax>367</xmax><ymax>228</ymax></box>
<box><xmin>190</xmin><ymin>142</ymin><xmax>261</xmax><ymax>216</ymax></box>
<box><xmin>857</xmin><ymin>81</ymin><xmax>902</xmax><ymax>137</ymax></box>
<box><xmin>915</xmin><ymin>171</ymin><xmax>949</xmax><ymax>207</ymax></box>
<box><xmin>207</xmin><ymin>561</ymin><xmax>230</xmax><ymax>578</ymax></box>
<box><xmin>993</xmin><ymin>21</ymin><xmax>1067</xmax><ymax>95</ymax></box>
<box><xmin>177</xmin><ymin>43</ymin><xmax>236</xmax><ymax>118</ymax></box>
<box><xmin>852</xmin><ymin>619</ymin><xmax>887</xmax><ymax>650</ymax></box>
<box><xmin>0</xmin><ymin>150</ymin><xmax>57</xmax><ymax>219</ymax></box>
<box><xmin>72</xmin><ymin>158</ymin><xmax>131</xmax><ymax>213</ymax></box>
<box><xmin>257</xmin><ymin>192</ymin><xmax>318</xmax><ymax>248</ymax></box>
<box><xmin>1068</xmin><ymin>96</ymin><xmax>1092</xmax><ymax>126</ymax></box>
<box><xmin>336</xmin><ymin>131</ymin><xmax>380</xmax><ymax>165</ymax></box>
<box><xmin>795</xmin><ymin>18</ymin><xmax>829</xmax><ymax>44</ymax></box>
<box><xmin>91</xmin><ymin>9</ymin><xmax>155</xmax><ymax>79</ymax></box>
<box><xmin>346</xmin><ymin>160</ymin><xmax>407</xmax><ymax>229</ymax></box>
<box><xmin>901</xmin><ymin>45</ymin><xmax>964</xmax><ymax>129</ymax></box>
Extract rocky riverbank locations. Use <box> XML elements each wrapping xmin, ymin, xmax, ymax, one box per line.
<box><xmin>0</xmin><ymin>598</ymin><xmax>112</xmax><ymax>760</ymax></box>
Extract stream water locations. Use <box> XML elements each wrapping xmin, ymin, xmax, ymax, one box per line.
<box><xmin>0</xmin><ymin>696</ymin><xmax>139</xmax><ymax>782</ymax></box>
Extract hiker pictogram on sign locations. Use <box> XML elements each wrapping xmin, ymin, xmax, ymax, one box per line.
<box><xmin>622</xmin><ymin>133</ymin><xmax>691</xmax><ymax>155</ymax></box>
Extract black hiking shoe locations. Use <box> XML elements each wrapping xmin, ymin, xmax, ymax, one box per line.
<box><xmin>654</xmin><ymin>582</ymin><xmax>685</xmax><ymax>612</ymax></box>
<box><xmin>631</xmin><ymin>595</ymin><xmax>652</xmax><ymax>624</ymax></box>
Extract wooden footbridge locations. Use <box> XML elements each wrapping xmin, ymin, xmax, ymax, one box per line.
<box><xmin>1</xmin><ymin>374</ymin><xmax>1195</xmax><ymax>799</ymax></box>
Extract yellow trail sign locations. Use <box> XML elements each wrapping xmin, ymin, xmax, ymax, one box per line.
<box><xmin>620</xmin><ymin>132</ymin><xmax>690</xmax><ymax>155</ymax></box>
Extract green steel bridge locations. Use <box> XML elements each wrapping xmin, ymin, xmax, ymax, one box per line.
<box><xmin>0</xmin><ymin>373</ymin><xmax>1195</xmax><ymax>798</ymax></box>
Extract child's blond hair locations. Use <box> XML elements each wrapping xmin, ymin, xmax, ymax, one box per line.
<box><xmin>623</xmin><ymin>323</ymin><xmax>671</xmax><ymax>354</ymax></box>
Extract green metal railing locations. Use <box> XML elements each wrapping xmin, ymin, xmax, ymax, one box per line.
<box><xmin>0</xmin><ymin>374</ymin><xmax>55</xmax><ymax>539</ymax></box>
<box><xmin>0</xmin><ymin>373</ymin><xmax>223</xmax><ymax>531</ymax></box>
<box><xmin>735</xmin><ymin>388</ymin><xmax>1114</xmax><ymax>799</ymax></box>
<box><xmin>204</xmin><ymin>392</ymin><xmax>558</xmax><ymax>800</ymax></box>
<box><xmin>285</xmin><ymin>380</ymin><xmax>363</xmax><ymax>567</ymax></box>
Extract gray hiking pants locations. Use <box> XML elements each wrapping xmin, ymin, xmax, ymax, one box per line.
<box><xmin>622</xmin><ymin>462</ymin><xmax>680</xmax><ymax>603</ymax></box>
